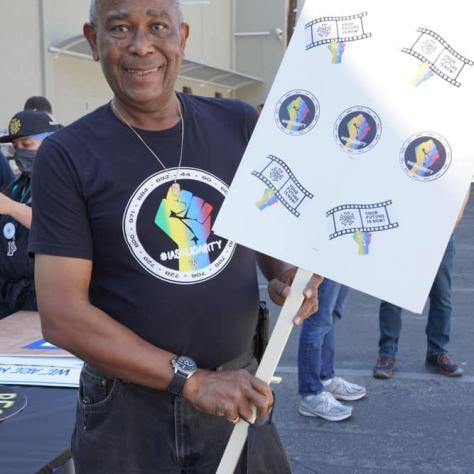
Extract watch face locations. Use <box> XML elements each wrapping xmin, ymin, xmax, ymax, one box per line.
<box><xmin>175</xmin><ymin>356</ymin><xmax>197</xmax><ymax>376</ymax></box>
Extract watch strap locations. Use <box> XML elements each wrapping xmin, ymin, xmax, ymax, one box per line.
<box><xmin>167</xmin><ymin>372</ymin><xmax>188</xmax><ymax>396</ymax></box>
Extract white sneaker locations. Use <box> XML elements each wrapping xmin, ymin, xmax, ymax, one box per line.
<box><xmin>298</xmin><ymin>392</ymin><xmax>352</xmax><ymax>421</ymax></box>
<box><xmin>324</xmin><ymin>376</ymin><xmax>367</xmax><ymax>401</ymax></box>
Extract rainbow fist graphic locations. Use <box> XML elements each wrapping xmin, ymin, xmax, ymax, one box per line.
<box><xmin>411</xmin><ymin>139</ymin><xmax>440</xmax><ymax>177</ymax></box>
<box><xmin>353</xmin><ymin>230</ymin><xmax>372</xmax><ymax>255</ymax></box>
<box><xmin>328</xmin><ymin>40</ymin><xmax>346</xmax><ymax>64</ymax></box>
<box><xmin>155</xmin><ymin>183</ymin><xmax>213</xmax><ymax>271</ymax></box>
<box><xmin>345</xmin><ymin>113</ymin><xmax>371</xmax><ymax>150</ymax></box>
<box><xmin>412</xmin><ymin>63</ymin><xmax>434</xmax><ymax>87</ymax></box>
<box><xmin>286</xmin><ymin>96</ymin><xmax>310</xmax><ymax>132</ymax></box>
<box><xmin>256</xmin><ymin>188</ymin><xmax>279</xmax><ymax>210</ymax></box>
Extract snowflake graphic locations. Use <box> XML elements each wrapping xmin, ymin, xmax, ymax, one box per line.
<box><xmin>270</xmin><ymin>167</ymin><xmax>284</xmax><ymax>182</ymax></box>
<box><xmin>339</xmin><ymin>212</ymin><xmax>356</xmax><ymax>227</ymax></box>
<box><xmin>317</xmin><ymin>24</ymin><xmax>332</xmax><ymax>38</ymax></box>
<box><xmin>160</xmin><ymin>252</ymin><xmax>168</xmax><ymax>262</ymax></box>
<box><xmin>421</xmin><ymin>39</ymin><xmax>437</xmax><ymax>55</ymax></box>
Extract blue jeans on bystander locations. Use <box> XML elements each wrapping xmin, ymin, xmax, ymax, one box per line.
<box><xmin>298</xmin><ymin>279</ymin><xmax>350</xmax><ymax>396</ymax></box>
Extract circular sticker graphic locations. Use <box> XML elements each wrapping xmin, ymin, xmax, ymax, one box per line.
<box><xmin>334</xmin><ymin>106</ymin><xmax>382</xmax><ymax>154</ymax></box>
<box><xmin>275</xmin><ymin>90</ymin><xmax>320</xmax><ymax>136</ymax></box>
<box><xmin>3</xmin><ymin>223</ymin><xmax>15</xmax><ymax>240</ymax></box>
<box><xmin>400</xmin><ymin>132</ymin><xmax>451</xmax><ymax>182</ymax></box>
<box><xmin>123</xmin><ymin>167</ymin><xmax>235</xmax><ymax>285</ymax></box>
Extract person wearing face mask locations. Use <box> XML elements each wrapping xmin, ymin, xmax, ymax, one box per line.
<box><xmin>0</xmin><ymin>110</ymin><xmax>57</xmax><ymax>319</ymax></box>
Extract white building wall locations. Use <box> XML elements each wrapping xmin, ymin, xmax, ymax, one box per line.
<box><xmin>0</xmin><ymin>0</ymin><xmax>289</xmax><ymax>127</ymax></box>
<box><xmin>0</xmin><ymin>1</ymin><xmax>43</xmax><ymax>127</ymax></box>
<box><xmin>233</xmin><ymin>0</ymin><xmax>287</xmax><ymax>107</ymax></box>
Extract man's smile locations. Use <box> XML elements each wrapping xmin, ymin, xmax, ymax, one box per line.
<box><xmin>124</xmin><ymin>65</ymin><xmax>165</xmax><ymax>78</ymax></box>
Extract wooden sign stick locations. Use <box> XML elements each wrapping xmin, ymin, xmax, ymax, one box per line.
<box><xmin>216</xmin><ymin>267</ymin><xmax>313</xmax><ymax>474</ymax></box>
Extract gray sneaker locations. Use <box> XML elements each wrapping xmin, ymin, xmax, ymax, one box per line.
<box><xmin>324</xmin><ymin>376</ymin><xmax>367</xmax><ymax>401</ymax></box>
<box><xmin>298</xmin><ymin>392</ymin><xmax>352</xmax><ymax>421</ymax></box>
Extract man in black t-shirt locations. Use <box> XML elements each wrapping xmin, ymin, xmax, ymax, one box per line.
<box><xmin>29</xmin><ymin>1</ymin><xmax>322</xmax><ymax>472</ymax></box>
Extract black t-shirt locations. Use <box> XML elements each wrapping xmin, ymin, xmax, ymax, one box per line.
<box><xmin>29</xmin><ymin>94</ymin><xmax>260</xmax><ymax>368</ymax></box>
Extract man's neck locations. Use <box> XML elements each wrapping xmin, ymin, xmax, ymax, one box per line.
<box><xmin>112</xmin><ymin>95</ymin><xmax>181</xmax><ymax>131</ymax></box>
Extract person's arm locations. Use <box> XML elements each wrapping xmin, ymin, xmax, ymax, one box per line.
<box><xmin>0</xmin><ymin>193</ymin><xmax>32</xmax><ymax>228</ymax></box>
<box><xmin>257</xmin><ymin>253</ymin><xmax>323</xmax><ymax>325</ymax></box>
<box><xmin>35</xmin><ymin>254</ymin><xmax>272</xmax><ymax>421</ymax></box>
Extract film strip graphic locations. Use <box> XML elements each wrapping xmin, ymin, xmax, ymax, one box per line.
<box><xmin>327</xmin><ymin>200</ymin><xmax>399</xmax><ymax>240</ymax></box>
<box><xmin>305</xmin><ymin>12</ymin><xmax>372</xmax><ymax>50</ymax></box>
<box><xmin>252</xmin><ymin>155</ymin><xmax>314</xmax><ymax>217</ymax></box>
<box><xmin>402</xmin><ymin>28</ymin><xmax>474</xmax><ymax>87</ymax></box>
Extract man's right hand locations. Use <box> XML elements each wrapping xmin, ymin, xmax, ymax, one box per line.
<box><xmin>182</xmin><ymin>369</ymin><xmax>273</xmax><ymax>423</ymax></box>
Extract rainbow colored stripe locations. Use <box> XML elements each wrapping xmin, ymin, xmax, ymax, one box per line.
<box><xmin>353</xmin><ymin>230</ymin><xmax>372</xmax><ymax>255</ymax></box>
<box><xmin>328</xmin><ymin>40</ymin><xmax>346</xmax><ymax>64</ymax></box>
<box><xmin>412</xmin><ymin>63</ymin><xmax>434</xmax><ymax>86</ymax></box>
<box><xmin>256</xmin><ymin>188</ymin><xmax>279</xmax><ymax>210</ymax></box>
<box><xmin>345</xmin><ymin>114</ymin><xmax>371</xmax><ymax>150</ymax></box>
<box><xmin>286</xmin><ymin>97</ymin><xmax>310</xmax><ymax>132</ymax></box>
<box><xmin>410</xmin><ymin>139</ymin><xmax>440</xmax><ymax>177</ymax></box>
<box><xmin>155</xmin><ymin>184</ymin><xmax>212</xmax><ymax>272</ymax></box>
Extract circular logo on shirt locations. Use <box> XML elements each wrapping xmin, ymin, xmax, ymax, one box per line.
<box><xmin>123</xmin><ymin>167</ymin><xmax>235</xmax><ymax>284</ymax></box>
<box><xmin>3</xmin><ymin>223</ymin><xmax>16</xmax><ymax>240</ymax></box>
<box><xmin>334</xmin><ymin>107</ymin><xmax>382</xmax><ymax>154</ymax></box>
<box><xmin>400</xmin><ymin>132</ymin><xmax>452</xmax><ymax>181</ymax></box>
<box><xmin>275</xmin><ymin>90</ymin><xmax>320</xmax><ymax>136</ymax></box>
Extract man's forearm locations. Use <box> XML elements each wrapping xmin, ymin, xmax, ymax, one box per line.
<box><xmin>41</xmin><ymin>299</ymin><xmax>176</xmax><ymax>391</ymax></box>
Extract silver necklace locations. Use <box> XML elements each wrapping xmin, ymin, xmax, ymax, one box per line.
<box><xmin>111</xmin><ymin>97</ymin><xmax>184</xmax><ymax>180</ymax></box>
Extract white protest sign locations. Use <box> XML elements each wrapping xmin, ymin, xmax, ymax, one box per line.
<box><xmin>214</xmin><ymin>0</ymin><xmax>474</xmax><ymax>313</ymax></box>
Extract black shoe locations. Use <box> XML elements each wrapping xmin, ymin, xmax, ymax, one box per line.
<box><xmin>425</xmin><ymin>352</ymin><xmax>464</xmax><ymax>377</ymax></box>
<box><xmin>373</xmin><ymin>356</ymin><xmax>396</xmax><ymax>379</ymax></box>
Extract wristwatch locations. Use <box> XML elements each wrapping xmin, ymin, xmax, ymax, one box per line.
<box><xmin>167</xmin><ymin>356</ymin><xmax>198</xmax><ymax>396</ymax></box>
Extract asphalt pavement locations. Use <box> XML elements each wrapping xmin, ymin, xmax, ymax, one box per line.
<box><xmin>262</xmin><ymin>185</ymin><xmax>474</xmax><ymax>473</ymax></box>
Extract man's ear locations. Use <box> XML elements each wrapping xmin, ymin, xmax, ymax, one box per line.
<box><xmin>83</xmin><ymin>23</ymin><xmax>100</xmax><ymax>62</ymax></box>
<box><xmin>180</xmin><ymin>22</ymin><xmax>190</xmax><ymax>53</ymax></box>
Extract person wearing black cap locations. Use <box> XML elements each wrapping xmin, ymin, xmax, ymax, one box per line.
<box><xmin>0</xmin><ymin>110</ymin><xmax>57</xmax><ymax>319</ymax></box>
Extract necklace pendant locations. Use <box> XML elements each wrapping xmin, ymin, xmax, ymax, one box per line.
<box><xmin>7</xmin><ymin>239</ymin><xmax>17</xmax><ymax>257</ymax></box>
<box><xmin>169</xmin><ymin>182</ymin><xmax>181</xmax><ymax>198</ymax></box>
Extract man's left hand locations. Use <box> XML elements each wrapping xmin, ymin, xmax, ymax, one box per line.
<box><xmin>267</xmin><ymin>267</ymin><xmax>323</xmax><ymax>325</ymax></box>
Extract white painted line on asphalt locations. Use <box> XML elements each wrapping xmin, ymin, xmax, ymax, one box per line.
<box><xmin>276</xmin><ymin>366</ymin><xmax>474</xmax><ymax>383</ymax></box>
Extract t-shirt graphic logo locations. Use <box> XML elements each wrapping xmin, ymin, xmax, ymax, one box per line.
<box><xmin>123</xmin><ymin>168</ymin><xmax>235</xmax><ymax>284</ymax></box>
<box><xmin>155</xmin><ymin>183</ymin><xmax>213</xmax><ymax>271</ymax></box>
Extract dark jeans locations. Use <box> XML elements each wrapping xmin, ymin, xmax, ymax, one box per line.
<box><xmin>378</xmin><ymin>235</ymin><xmax>455</xmax><ymax>358</ymax></box>
<box><xmin>72</xmin><ymin>356</ymin><xmax>259</xmax><ymax>473</ymax></box>
<box><xmin>298</xmin><ymin>279</ymin><xmax>350</xmax><ymax>396</ymax></box>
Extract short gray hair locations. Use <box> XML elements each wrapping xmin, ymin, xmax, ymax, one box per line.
<box><xmin>89</xmin><ymin>0</ymin><xmax>184</xmax><ymax>25</ymax></box>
